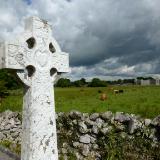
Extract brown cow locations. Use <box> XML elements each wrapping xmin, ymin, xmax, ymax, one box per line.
<box><xmin>100</xmin><ymin>93</ymin><xmax>107</xmax><ymax>101</ymax></box>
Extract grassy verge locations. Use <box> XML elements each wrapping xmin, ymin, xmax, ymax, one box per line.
<box><xmin>0</xmin><ymin>86</ymin><xmax>160</xmax><ymax>118</ymax></box>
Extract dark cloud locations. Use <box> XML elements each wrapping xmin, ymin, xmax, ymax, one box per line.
<box><xmin>0</xmin><ymin>0</ymin><xmax>160</xmax><ymax>80</ymax></box>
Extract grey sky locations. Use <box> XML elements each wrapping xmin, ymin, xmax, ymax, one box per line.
<box><xmin>0</xmin><ymin>0</ymin><xmax>160</xmax><ymax>80</ymax></box>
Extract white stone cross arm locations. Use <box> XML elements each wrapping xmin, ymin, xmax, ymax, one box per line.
<box><xmin>0</xmin><ymin>16</ymin><xmax>70</xmax><ymax>160</ymax></box>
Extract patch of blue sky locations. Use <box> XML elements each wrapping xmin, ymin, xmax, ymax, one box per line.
<box><xmin>24</xmin><ymin>0</ymin><xmax>32</xmax><ymax>5</ymax></box>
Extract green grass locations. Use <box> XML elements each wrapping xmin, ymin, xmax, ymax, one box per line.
<box><xmin>1</xmin><ymin>85</ymin><xmax>160</xmax><ymax>118</ymax></box>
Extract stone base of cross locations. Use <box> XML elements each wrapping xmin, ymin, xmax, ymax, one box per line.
<box><xmin>0</xmin><ymin>17</ymin><xmax>69</xmax><ymax>160</ymax></box>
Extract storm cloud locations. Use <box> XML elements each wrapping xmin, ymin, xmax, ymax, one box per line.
<box><xmin>0</xmin><ymin>0</ymin><xmax>160</xmax><ymax>80</ymax></box>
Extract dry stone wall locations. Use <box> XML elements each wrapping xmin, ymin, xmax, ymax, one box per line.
<box><xmin>0</xmin><ymin>110</ymin><xmax>160</xmax><ymax>159</ymax></box>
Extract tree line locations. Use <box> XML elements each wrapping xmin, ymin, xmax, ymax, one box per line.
<box><xmin>56</xmin><ymin>78</ymin><xmax>107</xmax><ymax>87</ymax></box>
<box><xmin>55</xmin><ymin>78</ymin><xmax>135</xmax><ymax>87</ymax></box>
<box><xmin>0</xmin><ymin>69</ymin><xmax>153</xmax><ymax>91</ymax></box>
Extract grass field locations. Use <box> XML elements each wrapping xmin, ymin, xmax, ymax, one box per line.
<box><xmin>1</xmin><ymin>85</ymin><xmax>160</xmax><ymax>118</ymax></box>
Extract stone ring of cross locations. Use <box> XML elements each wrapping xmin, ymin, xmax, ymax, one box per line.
<box><xmin>0</xmin><ymin>16</ymin><xmax>69</xmax><ymax>87</ymax></box>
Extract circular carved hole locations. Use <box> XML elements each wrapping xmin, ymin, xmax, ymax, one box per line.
<box><xmin>26</xmin><ymin>37</ymin><xmax>36</xmax><ymax>49</ymax></box>
<box><xmin>50</xmin><ymin>68</ymin><xmax>57</xmax><ymax>76</ymax></box>
<box><xmin>26</xmin><ymin>65</ymin><xmax>35</xmax><ymax>77</ymax></box>
<box><xmin>49</xmin><ymin>43</ymin><xmax>56</xmax><ymax>53</ymax></box>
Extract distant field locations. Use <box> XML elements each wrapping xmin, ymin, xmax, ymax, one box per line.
<box><xmin>1</xmin><ymin>85</ymin><xmax>160</xmax><ymax>118</ymax></box>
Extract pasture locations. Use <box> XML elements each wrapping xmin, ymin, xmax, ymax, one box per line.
<box><xmin>1</xmin><ymin>85</ymin><xmax>160</xmax><ymax>118</ymax></box>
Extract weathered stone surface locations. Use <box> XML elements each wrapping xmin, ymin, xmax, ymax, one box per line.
<box><xmin>92</xmin><ymin>144</ymin><xmax>99</xmax><ymax>149</ymax></box>
<box><xmin>4</xmin><ymin>124</ymin><xmax>11</xmax><ymax>130</ymax></box>
<box><xmin>100</xmin><ymin>127</ymin><xmax>111</xmax><ymax>135</ymax></box>
<box><xmin>75</xmin><ymin>152</ymin><xmax>83</xmax><ymax>160</ymax></box>
<box><xmin>149</xmin><ymin>128</ymin><xmax>157</xmax><ymax>141</ymax></box>
<box><xmin>0</xmin><ymin>133</ymin><xmax>6</xmax><ymax>140</ymax></box>
<box><xmin>0</xmin><ymin>111</ymin><xmax>160</xmax><ymax>159</ymax></box>
<box><xmin>151</xmin><ymin>115</ymin><xmax>160</xmax><ymax>126</ymax></box>
<box><xmin>78</xmin><ymin>121</ymin><xmax>88</xmax><ymax>133</ymax></box>
<box><xmin>101</xmin><ymin>111</ymin><xmax>113</xmax><ymax>121</ymax></box>
<box><xmin>82</xmin><ymin>144</ymin><xmax>90</xmax><ymax>156</ymax></box>
<box><xmin>81</xmin><ymin>113</ymin><xmax>89</xmax><ymax>121</ymax></box>
<box><xmin>90</xmin><ymin>113</ymin><xmax>99</xmax><ymax>121</ymax></box>
<box><xmin>72</xmin><ymin>142</ymin><xmax>80</xmax><ymax>148</ymax></box>
<box><xmin>144</xmin><ymin>119</ymin><xmax>151</xmax><ymax>126</ymax></box>
<box><xmin>114</xmin><ymin>112</ymin><xmax>130</xmax><ymax>123</ymax></box>
<box><xmin>84</xmin><ymin>118</ymin><xmax>95</xmax><ymax>127</ymax></box>
<box><xmin>92</xmin><ymin>125</ymin><xmax>99</xmax><ymax>134</ymax></box>
<box><xmin>128</xmin><ymin>118</ymin><xmax>142</xmax><ymax>134</ymax></box>
<box><xmin>79</xmin><ymin>134</ymin><xmax>90</xmax><ymax>144</ymax></box>
<box><xmin>61</xmin><ymin>148</ymin><xmax>67</xmax><ymax>154</ymax></box>
<box><xmin>90</xmin><ymin>136</ymin><xmax>96</xmax><ymax>144</ymax></box>
<box><xmin>69</xmin><ymin>110</ymin><xmax>82</xmax><ymax>119</ymax></box>
<box><xmin>95</xmin><ymin>118</ymin><xmax>104</xmax><ymax>128</ymax></box>
<box><xmin>114</xmin><ymin>122</ymin><xmax>126</xmax><ymax>132</ymax></box>
<box><xmin>72</xmin><ymin>119</ymin><xmax>78</xmax><ymax>125</ymax></box>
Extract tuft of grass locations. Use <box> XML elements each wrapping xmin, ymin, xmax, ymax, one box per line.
<box><xmin>0</xmin><ymin>140</ymin><xmax>21</xmax><ymax>155</ymax></box>
<box><xmin>97</xmin><ymin>132</ymin><xmax>160</xmax><ymax>160</ymax></box>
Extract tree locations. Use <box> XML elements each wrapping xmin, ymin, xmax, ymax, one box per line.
<box><xmin>73</xmin><ymin>80</ymin><xmax>82</xmax><ymax>87</ymax></box>
<box><xmin>0</xmin><ymin>80</ymin><xmax>8</xmax><ymax>98</ymax></box>
<box><xmin>123</xmin><ymin>79</ymin><xmax>135</xmax><ymax>84</ymax></box>
<box><xmin>89</xmin><ymin>78</ymin><xmax>107</xmax><ymax>87</ymax></box>
<box><xmin>137</xmin><ymin>77</ymin><xmax>154</xmax><ymax>80</ymax></box>
<box><xmin>117</xmin><ymin>79</ymin><xmax>122</xmax><ymax>84</ymax></box>
<box><xmin>56</xmin><ymin>78</ymin><xmax>71</xmax><ymax>87</ymax></box>
<box><xmin>80</xmin><ymin>78</ymin><xmax>86</xmax><ymax>85</ymax></box>
<box><xmin>0</xmin><ymin>69</ymin><xmax>22</xmax><ymax>89</ymax></box>
<box><xmin>73</xmin><ymin>78</ymin><xmax>87</xmax><ymax>87</ymax></box>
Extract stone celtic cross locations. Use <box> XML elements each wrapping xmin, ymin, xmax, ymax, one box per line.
<box><xmin>0</xmin><ymin>17</ymin><xmax>69</xmax><ymax>160</ymax></box>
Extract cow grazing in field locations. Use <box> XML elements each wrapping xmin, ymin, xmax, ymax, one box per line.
<box><xmin>100</xmin><ymin>93</ymin><xmax>107</xmax><ymax>101</ymax></box>
<box><xmin>114</xmin><ymin>89</ymin><xmax>124</xmax><ymax>94</ymax></box>
<box><xmin>114</xmin><ymin>90</ymin><xmax>119</xmax><ymax>94</ymax></box>
<box><xmin>119</xmin><ymin>89</ymin><xmax>124</xmax><ymax>93</ymax></box>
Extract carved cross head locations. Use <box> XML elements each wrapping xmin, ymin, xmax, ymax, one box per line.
<box><xmin>0</xmin><ymin>16</ymin><xmax>69</xmax><ymax>86</ymax></box>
